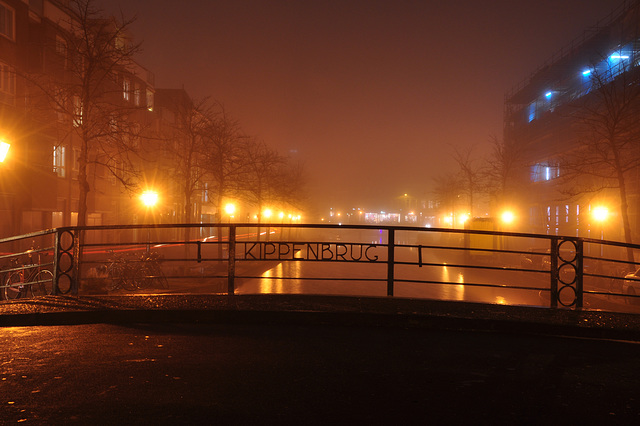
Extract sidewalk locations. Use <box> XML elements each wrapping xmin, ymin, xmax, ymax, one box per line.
<box><xmin>2</xmin><ymin>293</ymin><xmax>640</xmax><ymax>341</ymax></box>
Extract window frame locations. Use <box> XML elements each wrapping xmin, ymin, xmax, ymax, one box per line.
<box><xmin>0</xmin><ymin>1</ymin><xmax>15</xmax><ymax>42</ymax></box>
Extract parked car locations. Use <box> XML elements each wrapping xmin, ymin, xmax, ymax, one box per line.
<box><xmin>520</xmin><ymin>248</ymin><xmax>549</xmax><ymax>270</ymax></box>
<box><xmin>623</xmin><ymin>268</ymin><xmax>640</xmax><ymax>305</ymax></box>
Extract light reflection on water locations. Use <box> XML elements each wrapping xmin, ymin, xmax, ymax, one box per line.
<box><xmin>440</xmin><ymin>265</ymin><xmax>465</xmax><ymax>301</ymax></box>
<box><xmin>260</xmin><ymin>261</ymin><xmax>304</xmax><ymax>294</ymax></box>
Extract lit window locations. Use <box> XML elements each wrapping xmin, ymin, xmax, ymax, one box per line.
<box><xmin>0</xmin><ymin>2</ymin><xmax>14</xmax><ymax>41</ymax></box>
<box><xmin>146</xmin><ymin>89</ymin><xmax>154</xmax><ymax>111</ymax></box>
<box><xmin>53</xmin><ymin>145</ymin><xmax>66</xmax><ymax>178</ymax></box>
<box><xmin>528</xmin><ymin>102</ymin><xmax>536</xmax><ymax>122</ymax></box>
<box><xmin>73</xmin><ymin>96</ymin><xmax>83</xmax><ymax>127</ymax></box>
<box><xmin>134</xmin><ymin>83</ymin><xmax>140</xmax><ymax>106</ymax></box>
<box><xmin>531</xmin><ymin>163</ymin><xmax>560</xmax><ymax>182</ymax></box>
<box><xmin>123</xmin><ymin>78</ymin><xmax>130</xmax><ymax>101</ymax></box>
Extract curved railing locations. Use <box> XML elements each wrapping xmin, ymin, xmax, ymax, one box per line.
<box><xmin>1</xmin><ymin>223</ymin><xmax>639</xmax><ymax>312</ymax></box>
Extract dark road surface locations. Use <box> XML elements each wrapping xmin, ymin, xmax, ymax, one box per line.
<box><xmin>1</xmin><ymin>294</ymin><xmax>640</xmax><ymax>424</ymax></box>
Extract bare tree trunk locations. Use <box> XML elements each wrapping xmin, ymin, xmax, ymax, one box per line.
<box><xmin>617</xmin><ymin>168</ymin><xmax>635</xmax><ymax>264</ymax></box>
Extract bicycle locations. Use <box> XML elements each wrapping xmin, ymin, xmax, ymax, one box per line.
<box><xmin>3</xmin><ymin>250</ymin><xmax>54</xmax><ymax>300</ymax></box>
<box><xmin>105</xmin><ymin>251</ymin><xmax>140</xmax><ymax>292</ymax></box>
<box><xmin>137</xmin><ymin>251</ymin><xmax>168</xmax><ymax>290</ymax></box>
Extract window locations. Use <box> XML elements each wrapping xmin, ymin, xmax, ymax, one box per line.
<box><xmin>73</xmin><ymin>96</ymin><xmax>83</xmax><ymax>127</ymax></box>
<box><xmin>531</xmin><ymin>163</ymin><xmax>560</xmax><ymax>182</ymax></box>
<box><xmin>134</xmin><ymin>83</ymin><xmax>140</xmax><ymax>106</ymax></box>
<box><xmin>72</xmin><ymin>147</ymin><xmax>80</xmax><ymax>178</ymax></box>
<box><xmin>53</xmin><ymin>145</ymin><xmax>66</xmax><ymax>178</ymax></box>
<box><xmin>0</xmin><ymin>2</ymin><xmax>14</xmax><ymax>41</ymax></box>
<box><xmin>0</xmin><ymin>61</ymin><xmax>15</xmax><ymax>98</ymax></box>
<box><xmin>123</xmin><ymin>78</ymin><xmax>130</xmax><ymax>101</ymax></box>
<box><xmin>56</xmin><ymin>35</ymin><xmax>68</xmax><ymax>68</ymax></box>
<box><xmin>146</xmin><ymin>89</ymin><xmax>154</xmax><ymax>111</ymax></box>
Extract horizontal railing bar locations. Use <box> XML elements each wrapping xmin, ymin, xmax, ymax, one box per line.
<box><xmin>393</xmin><ymin>278</ymin><xmax>546</xmax><ymax>292</ymax></box>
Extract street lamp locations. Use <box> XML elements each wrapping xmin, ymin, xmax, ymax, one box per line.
<box><xmin>500</xmin><ymin>211</ymin><xmax>515</xmax><ymax>226</ymax></box>
<box><xmin>592</xmin><ymin>205</ymin><xmax>609</xmax><ymax>257</ymax></box>
<box><xmin>140</xmin><ymin>190</ymin><xmax>159</xmax><ymax>251</ymax></box>
<box><xmin>0</xmin><ymin>140</ymin><xmax>10</xmax><ymax>163</ymax></box>
<box><xmin>224</xmin><ymin>203</ymin><xmax>236</xmax><ymax>222</ymax></box>
<box><xmin>140</xmin><ymin>190</ymin><xmax>159</xmax><ymax>209</ymax></box>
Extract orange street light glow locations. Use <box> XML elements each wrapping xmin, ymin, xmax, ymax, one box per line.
<box><xmin>501</xmin><ymin>211</ymin><xmax>515</xmax><ymax>224</ymax></box>
<box><xmin>140</xmin><ymin>190</ymin><xmax>159</xmax><ymax>207</ymax></box>
<box><xmin>592</xmin><ymin>206</ymin><xmax>609</xmax><ymax>222</ymax></box>
<box><xmin>0</xmin><ymin>141</ymin><xmax>9</xmax><ymax>163</ymax></box>
<box><xmin>225</xmin><ymin>203</ymin><xmax>236</xmax><ymax>215</ymax></box>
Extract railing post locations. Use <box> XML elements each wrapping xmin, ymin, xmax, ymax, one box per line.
<box><xmin>576</xmin><ymin>240</ymin><xmax>584</xmax><ymax>309</ymax></box>
<box><xmin>387</xmin><ymin>228</ymin><xmax>395</xmax><ymax>296</ymax></box>
<box><xmin>227</xmin><ymin>225</ymin><xmax>236</xmax><ymax>295</ymax></box>
<box><xmin>550</xmin><ymin>238</ymin><xmax>558</xmax><ymax>308</ymax></box>
<box><xmin>52</xmin><ymin>230</ymin><xmax>61</xmax><ymax>296</ymax></box>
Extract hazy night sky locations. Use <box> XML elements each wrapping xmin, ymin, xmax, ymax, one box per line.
<box><xmin>102</xmin><ymin>0</ymin><xmax>619</xmax><ymax>212</ymax></box>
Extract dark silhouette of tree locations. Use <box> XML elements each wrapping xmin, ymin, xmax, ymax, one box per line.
<box><xmin>483</xmin><ymin>135</ymin><xmax>527</xmax><ymax>211</ymax></box>
<box><xmin>450</xmin><ymin>144</ymin><xmax>483</xmax><ymax>217</ymax></box>
<box><xmin>432</xmin><ymin>172</ymin><xmax>463</xmax><ymax>226</ymax></box>
<box><xmin>203</xmin><ymin>104</ymin><xmax>245</xmax><ymax>223</ymax></box>
<box><xmin>239</xmin><ymin>139</ymin><xmax>287</xmax><ymax>221</ymax></box>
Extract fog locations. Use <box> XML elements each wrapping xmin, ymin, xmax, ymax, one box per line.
<box><xmin>103</xmin><ymin>0</ymin><xmax>616</xmax><ymax>211</ymax></box>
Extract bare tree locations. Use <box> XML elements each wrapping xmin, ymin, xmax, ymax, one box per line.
<box><xmin>203</xmin><ymin>104</ymin><xmax>245</xmax><ymax>223</ymax></box>
<box><xmin>162</xmin><ymin>94</ymin><xmax>211</xmax><ymax>224</ymax></box>
<box><xmin>560</xmin><ymin>60</ymin><xmax>640</xmax><ymax>262</ymax></box>
<box><xmin>432</xmin><ymin>172</ymin><xmax>464</xmax><ymax>226</ymax></box>
<box><xmin>450</xmin><ymin>144</ymin><xmax>484</xmax><ymax>217</ymax></box>
<box><xmin>239</xmin><ymin>139</ymin><xmax>287</xmax><ymax>221</ymax></box>
<box><xmin>483</xmin><ymin>135</ymin><xmax>526</xmax><ymax>208</ymax></box>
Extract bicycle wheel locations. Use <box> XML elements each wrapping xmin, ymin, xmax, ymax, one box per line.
<box><xmin>4</xmin><ymin>272</ymin><xmax>24</xmax><ymax>300</ymax></box>
<box><xmin>122</xmin><ymin>265</ymin><xmax>140</xmax><ymax>291</ymax></box>
<box><xmin>150</xmin><ymin>264</ymin><xmax>169</xmax><ymax>289</ymax></box>
<box><xmin>107</xmin><ymin>264</ymin><xmax>124</xmax><ymax>291</ymax></box>
<box><xmin>31</xmin><ymin>270</ymin><xmax>54</xmax><ymax>297</ymax></box>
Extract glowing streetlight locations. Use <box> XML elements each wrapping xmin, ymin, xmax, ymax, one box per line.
<box><xmin>224</xmin><ymin>203</ymin><xmax>236</xmax><ymax>216</ymax></box>
<box><xmin>0</xmin><ymin>140</ymin><xmax>10</xmax><ymax>163</ymax></box>
<box><xmin>592</xmin><ymin>205</ymin><xmax>609</xmax><ymax>256</ymax></box>
<box><xmin>263</xmin><ymin>208</ymin><xmax>273</xmax><ymax>220</ymax></box>
<box><xmin>592</xmin><ymin>206</ymin><xmax>609</xmax><ymax>223</ymax></box>
<box><xmin>140</xmin><ymin>190</ymin><xmax>158</xmax><ymax>208</ymax></box>
<box><xmin>501</xmin><ymin>211</ymin><xmax>515</xmax><ymax>225</ymax></box>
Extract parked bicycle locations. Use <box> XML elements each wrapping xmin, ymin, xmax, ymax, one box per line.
<box><xmin>104</xmin><ymin>250</ymin><xmax>168</xmax><ymax>291</ymax></box>
<box><xmin>3</xmin><ymin>250</ymin><xmax>54</xmax><ymax>300</ymax></box>
<box><xmin>138</xmin><ymin>251</ymin><xmax>168</xmax><ymax>290</ymax></box>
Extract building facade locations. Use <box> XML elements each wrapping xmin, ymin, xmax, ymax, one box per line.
<box><xmin>0</xmin><ymin>0</ymin><xmax>200</xmax><ymax>239</ymax></box>
<box><xmin>504</xmin><ymin>0</ymin><xmax>640</xmax><ymax>242</ymax></box>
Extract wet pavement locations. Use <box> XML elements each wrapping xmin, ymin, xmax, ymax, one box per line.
<box><xmin>1</xmin><ymin>294</ymin><xmax>640</xmax><ymax>424</ymax></box>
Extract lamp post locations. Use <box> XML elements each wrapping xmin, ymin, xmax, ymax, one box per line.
<box><xmin>224</xmin><ymin>203</ymin><xmax>236</xmax><ymax>223</ymax></box>
<box><xmin>140</xmin><ymin>190</ymin><xmax>159</xmax><ymax>252</ymax></box>
<box><xmin>592</xmin><ymin>206</ymin><xmax>608</xmax><ymax>257</ymax></box>
<box><xmin>263</xmin><ymin>208</ymin><xmax>272</xmax><ymax>241</ymax></box>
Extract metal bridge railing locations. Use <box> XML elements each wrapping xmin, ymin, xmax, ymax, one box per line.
<box><xmin>1</xmin><ymin>223</ymin><xmax>640</xmax><ymax>313</ymax></box>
